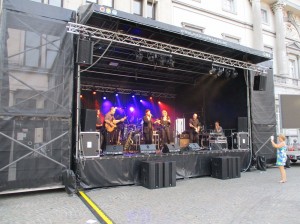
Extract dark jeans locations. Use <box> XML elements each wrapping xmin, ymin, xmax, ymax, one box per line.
<box><xmin>161</xmin><ymin>127</ymin><xmax>171</xmax><ymax>144</ymax></box>
<box><xmin>189</xmin><ymin>130</ymin><xmax>199</xmax><ymax>144</ymax></box>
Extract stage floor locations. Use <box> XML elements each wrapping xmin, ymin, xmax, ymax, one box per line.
<box><xmin>77</xmin><ymin>149</ymin><xmax>251</xmax><ymax>189</ymax></box>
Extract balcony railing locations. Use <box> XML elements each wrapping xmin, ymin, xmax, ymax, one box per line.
<box><xmin>274</xmin><ymin>75</ymin><xmax>300</xmax><ymax>88</ymax></box>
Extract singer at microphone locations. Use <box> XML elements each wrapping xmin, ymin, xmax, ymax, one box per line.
<box><xmin>143</xmin><ymin>109</ymin><xmax>154</xmax><ymax>144</ymax></box>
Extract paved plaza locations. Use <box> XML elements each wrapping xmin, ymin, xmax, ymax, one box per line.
<box><xmin>1</xmin><ymin>163</ymin><xmax>300</xmax><ymax>224</ymax></box>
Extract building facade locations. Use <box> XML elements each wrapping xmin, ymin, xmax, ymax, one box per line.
<box><xmin>29</xmin><ymin>0</ymin><xmax>300</xmax><ymax>142</ymax></box>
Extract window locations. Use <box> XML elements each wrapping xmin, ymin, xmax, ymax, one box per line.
<box><xmin>147</xmin><ymin>1</ymin><xmax>156</xmax><ymax>19</ymax></box>
<box><xmin>31</xmin><ymin>0</ymin><xmax>43</xmax><ymax>2</ymax></box>
<box><xmin>222</xmin><ymin>33</ymin><xmax>240</xmax><ymax>44</ymax></box>
<box><xmin>133</xmin><ymin>0</ymin><xmax>142</xmax><ymax>16</ymax></box>
<box><xmin>261</xmin><ymin>9</ymin><xmax>268</xmax><ymax>24</ymax></box>
<box><xmin>48</xmin><ymin>0</ymin><xmax>62</xmax><ymax>7</ymax></box>
<box><xmin>46</xmin><ymin>35</ymin><xmax>61</xmax><ymax>69</ymax></box>
<box><xmin>289</xmin><ymin>59</ymin><xmax>296</xmax><ymax>78</ymax></box>
<box><xmin>86</xmin><ymin>0</ymin><xmax>97</xmax><ymax>3</ymax></box>
<box><xmin>222</xmin><ymin>0</ymin><xmax>236</xmax><ymax>13</ymax></box>
<box><xmin>182</xmin><ymin>22</ymin><xmax>204</xmax><ymax>33</ymax></box>
<box><xmin>24</xmin><ymin>31</ymin><xmax>41</xmax><ymax>67</ymax></box>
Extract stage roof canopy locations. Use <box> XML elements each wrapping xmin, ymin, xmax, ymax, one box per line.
<box><xmin>76</xmin><ymin>4</ymin><xmax>272</xmax><ymax>94</ymax></box>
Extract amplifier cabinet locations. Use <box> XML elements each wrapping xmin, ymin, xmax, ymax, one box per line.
<box><xmin>232</xmin><ymin>132</ymin><xmax>249</xmax><ymax>149</ymax></box>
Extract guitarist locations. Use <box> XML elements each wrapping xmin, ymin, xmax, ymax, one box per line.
<box><xmin>189</xmin><ymin>113</ymin><xmax>201</xmax><ymax>144</ymax></box>
<box><xmin>104</xmin><ymin>107</ymin><xmax>126</xmax><ymax>148</ymax></box>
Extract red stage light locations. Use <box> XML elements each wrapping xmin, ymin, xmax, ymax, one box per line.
<box><xmin>92</xmin><ymin>91</ymin><xmax>96</xmax><ymax>95</ymax></box>
<box><xmin>158</xmin><ymin>101</ymin><xmax>161</xmax><ymax>104</ymax></box>
<box><xmin>150</xmin><ymin>97</ymin><xmax>153</xmax><ymax>100</ymax></box>
<box><xmin>80</xmin><ymin>95</ymin><xmax>83</xmax><ymax>98</ymax></box>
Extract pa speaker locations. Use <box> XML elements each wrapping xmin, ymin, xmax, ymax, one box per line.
<box><xmin>105</xmin><ymin>145</ymin><xmax>123</xmax><ymax>155</ymax></box>
<box><xmin>188</xmin><ymin>143</ymin><xmax>201</xmax><ymax>151</ymax></box>
<box><xmin>238</xmin><ymin>117</ymin><xmax>247</xmax><ymax>132</ymax></box>
<box><xmin>253</xmin><ymin>75</ymin><xmax>267</xmax><ymax>91</ymax></box>
<box><xmin>76</xmin><ymin>39</ymin><xmax>93</xmax><ymax>65</ymax></box>
<box><xmin>163</xmin><ymin>143</ymin><xmax>180</xmax><ymax>153</ymax></box>
<box><xmin>81</xmin><ymin>109</ymin><xmax>97</xmax><ymax>132</ymax></box>
<box><xmin>139</xmin><ymin>144</ymin><xmax>156</xmax><ymax>154</ymax></box>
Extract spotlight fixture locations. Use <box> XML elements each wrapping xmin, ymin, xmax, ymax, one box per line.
<box><xmin>209</xmin><ymin>64</ymin><xmax>237</xmax><ymax>79</ymax></box>
<box><xmin>165</xmin><ymin>56</ymin><xmax>174</xmax><ymax>68</ymax></box>
<box><xmin>92</xmin><ymin>90</ymin><xmax>96</xmax><ymax>95</ymax></box>
<box><xmin>147</xmin><ymin>53</ymin><xmax>156</xmax><ymax>63</ymax></box>
<box><xmin>136</xmin><ymin>52</ymin><xmax>143</xmax><ymax>62</ymax></box>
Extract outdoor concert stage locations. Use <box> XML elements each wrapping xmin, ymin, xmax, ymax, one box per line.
<box><xmin>77</xmin><ymin>149</ymin><xmax>250</xmax><ymax>189</ymax></box>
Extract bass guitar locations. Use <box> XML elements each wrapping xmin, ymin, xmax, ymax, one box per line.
<box><xmin>105</xmin><ymin>117</ymin><xmax>127</xmax><ymax>133</ymax></box>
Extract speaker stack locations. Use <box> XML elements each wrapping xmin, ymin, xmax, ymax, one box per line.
<box><xmin>76</xmin><ymin>39</ymin><xmax>94</xmax><ymax>65</ymax></box>
<box><xmin>253</xmin><ymin>75</ymin><xmax>267</xmax><ymax>91</ymax></box>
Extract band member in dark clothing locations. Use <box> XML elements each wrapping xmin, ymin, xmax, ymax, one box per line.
<box><xmin>189</xmin><ymin>113</ymin><xmax>201</xmax><ymax>144</ymax></box>
<box><xmin>158</xmin><ymin>110</ymin><xmax>171</xmax><ymax>144</ymax></box>
<box><xmin>143</xmin><ymin>109</ymin><xmax>154</xmax><ymax>144</ymax></box>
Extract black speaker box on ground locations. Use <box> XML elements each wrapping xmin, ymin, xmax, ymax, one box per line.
<box><xmin>253</xmin><ymin>75</ymin><xmax>267</xmax><ymax>91</ymax></box>
<box><xmin>140</xmin><ymin>161</ymin><xmax>176</xmax><ymax>189</ymax></box>
<box><xmin>163</xmin><ymin>143</ymin><xmax>180</xmax><ymax>153</ymax></box>
<box><xmin>238</xmin><ymin>117</ymin><xmax>248</xmax><ymax>132</ymax></box>
<box><xmin>105</xmin><ymin>145</ymin><xmax>123</xmax><ymax>155</ymax></box>
<box><xmin>77</xmin><ymin>39</ymin><xmax>93</xmax><ymax>65</ymax></box>
<box><xmin>139</xmin><ymin>144</ymin><xmax>156</xmax><ymax>154</ymax></box>
<box><xmin>141</xmin><ymin>161</ymin><xmax>163</xmax><ymax>189</ymax></box>
<box><xmin>188</xmin><ymin>143</ymin><xmax>201</xmax><ymax>151</ymax></box>
<box><xmin>162</xmin><ymin>161</ymin><xmax>176</xmax><ymax>187</ymax></box>
<box><xmin>80</xmin><ymin>132</ymin><xmax>100</xmax><ymax>158</ymax></box>
<box><xmin>81</xmin><ymin>109</ymin><xmax>97</xmax><ymax>132</ymax></box>
<box><xmin>211</xmin><ymin>156</ymin><xmax>241</xmax><ymax>179</ymax></box>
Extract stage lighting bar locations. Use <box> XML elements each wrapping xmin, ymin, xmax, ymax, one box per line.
<box><xmin>67</xmin><ymin>22</ymin><xmax>270</xmax><ymax>72</ymax></box>
<box><xmin>81</xmin><ymin>84</ymin><xmax>176</xmax><ymax>98</ymax></box>
<box><xmin>209</xmin><ymin>64</ymin><xmax>238</xmax><ymax>79</ymax></box>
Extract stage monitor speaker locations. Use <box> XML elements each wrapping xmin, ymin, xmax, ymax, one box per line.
<box><xmin>163</xmin><ymin>143</ymin><xmax>180</xmax><ymax>153</ymax></box>
<box><xmin>238</xmin><ymin>117</ymin><xmax>248</xmax><ymax>132</ymax></box>
<box><xmin>139</xmin><ymin>144</ymin><xmax>156</xmax><ymax>154</ymax></box>
<box><xmin>81</xmin><ymin>109</ymin><xmax>97</xmax><ymax>132</ymax></box>
<box><xmin>105</xmin><ymin>145</ymin><xmax>123</xmax><ymax>155</ymax></box>
<box><xmin>76</xmin><ymin>39</ymin><xmax>93</xmax><ymax>65</ymax></box>
<box><xmin>253</xmin><ymin>75</ymin><xmax>267</xmax><ymax>91</ymax></box>
<box><xmin>188</xmin><ymin>143</ymin><xmax>201</xmax><ymax>151</ymax></box>
<box><xmin>210</xmin><ymin>143</ymin><xmax>227</xmax><ymax>151</ymax></box>
<box><xmin>80</xmin><ymin>132</ymin><xmax>100</xmax><ymax>158</ymax></box>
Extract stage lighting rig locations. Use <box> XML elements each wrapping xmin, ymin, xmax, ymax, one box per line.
<box><xmin>209</xmin><ymin>64</ymin><xmax>238</xmax><ymax>79</ymax></box>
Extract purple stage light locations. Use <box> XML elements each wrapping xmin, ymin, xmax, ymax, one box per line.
<box><xmin>132</xmin><ymin>95</ymin><xmax>135</xmax><ymax>98</ymax></box>
<box><xmin>129</xmin><ymin>107</ymin><xmax>134</xmax><ymax>112</ymax></box>
<box><xmin>103</xmin><ymin>96</ymin><xmax>106</xmax><ymax>100</ymax></box>
<box><xmin>115</xmin><ymin>93</ymin><xmax>118</xmax><ymax>96</ymax></box>
<box><xmin>140</xmin><ymin>99</ymin><xmax>143</xmax><ymax>102</ymax></box>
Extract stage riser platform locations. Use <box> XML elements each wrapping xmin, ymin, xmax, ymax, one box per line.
<box><xmin>77</xmin><ymin>150</ymin><xmax>250</xmax><ymax>189</ymax></box>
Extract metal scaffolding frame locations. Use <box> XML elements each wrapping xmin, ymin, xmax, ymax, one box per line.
<box><xmin>67</xmin><ymin>22</ymin><xmax>269</xmax><ymax>73</ymax></box>
<box><xmin>81</xmin><ymin>84</ymin><xmax>176</xmax><ymax>98</ymax></box>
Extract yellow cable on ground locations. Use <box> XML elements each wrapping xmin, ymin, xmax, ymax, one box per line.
<box><xmin>78</xmin><ymin>190</ymin><xmax>113</xmax><ymax>224</ymax></box>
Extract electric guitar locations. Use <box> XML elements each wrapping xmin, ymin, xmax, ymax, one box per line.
<box><xmin>191</xmin><ymin>125</ymin><xmax>200</xmax><ymax>133</ymax></box>
<box><xmin>105</xmin><ymin>116</ymin><xmax>127</xmax><ymax>133</ymax></box>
